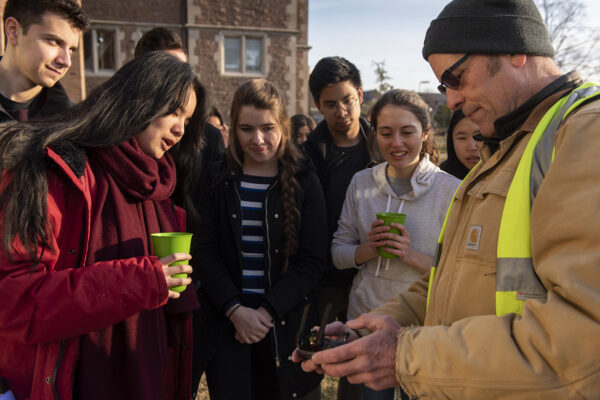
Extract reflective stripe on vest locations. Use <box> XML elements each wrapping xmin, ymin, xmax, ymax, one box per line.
<box><xmin>426</xmin><ymin>83</ymin><xmax>600</xmax><ymax>316</ymax></box>
<box><xmin>496</xmin><ymin>83</ymin><xmax>600</xmax><ymax>316</ymax></box>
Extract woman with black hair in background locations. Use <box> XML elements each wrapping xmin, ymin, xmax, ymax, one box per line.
<box><xmin>439</xmin><ymin>110</ymin><xmax>482</xmax><ymax>179</ymax></box>
<box><xmin>0</xmin><ymin>52</ymin><xmax>203</xmax><ymax>400</ymax></box>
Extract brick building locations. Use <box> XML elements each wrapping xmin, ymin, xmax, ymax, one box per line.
<box><xmin>79</xmin><ymin>0</ymin><xmax>311</xmax><ymax>120</ymax></box>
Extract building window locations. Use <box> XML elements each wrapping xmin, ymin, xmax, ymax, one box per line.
<box><xmin>84</xmin><ymin>27</ymin><xmax>118</xmax><ymax>75</ymax></box>
<box><xmin>223</xmin><ymin>35</ymin><xmax>264</xmax><ymax>75</ymax></box>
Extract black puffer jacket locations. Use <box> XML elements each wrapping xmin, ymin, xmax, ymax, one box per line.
<box><xmin>194</xmin><ymin>155</ymin><xmax>327</xmax><ymax>399</ymax></box>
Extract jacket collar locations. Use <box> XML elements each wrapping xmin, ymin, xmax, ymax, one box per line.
<box><xmin>46</xmin><ymin>145</ymin><xmax>87</xmax><ymax>192</ymax></box>
<box><xmin>371</xmin><ymin>155</ymin><xmax>439</xmax><ymax>201</ymax></box>
<box><xmin>478</xmin><ymin>72</ymin><xmax>583</xmax><ymax>159</ymax></box>
<box><xmin>223</xmin><ymin>151</ymin><xmax>315</xmax><ymax>183</ymax></box>
<box><xmin>475</xmin><ymin>72</ymin><xmax>582</xmax><ymax>151</ymax></box>
<box><xmin>494</xmin><ymin>71</ymin><xmax>582</xmax><ymax>139</ymax></box>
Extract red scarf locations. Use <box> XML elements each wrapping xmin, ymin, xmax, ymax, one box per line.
<box><xmin>77</xmin><ymin>138</ymin><xmax>198</xmax><ymax>400</ymax></box>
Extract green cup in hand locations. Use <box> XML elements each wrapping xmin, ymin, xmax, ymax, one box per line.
<box><xmin>151</xmin><ymin>232</ymin><xmax>193</xmax><ymax>293</ymax></box>
<box><xmin>375</xmin><ymin>212</ymin><xmax>406</xmax><ymax>259</ymax></box>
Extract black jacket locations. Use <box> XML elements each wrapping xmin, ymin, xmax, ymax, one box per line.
<box><xmin>302</xmin><ymin>117</ymin><xmax>374</xmax><ymax>286</ymax></box>
<box><xmin>0</xmin><ymin>80</ymin><xmax>72</xmax><ymax>123</ymax></box>
<box><xmin>194</xmin><ymin>156</ymin><xmax>327</xmax><ymax>399</ymax></box>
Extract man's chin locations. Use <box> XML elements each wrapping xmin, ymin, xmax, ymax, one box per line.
<box><xmin>474</xmin><ymin>121</ymin><xmax>498</xmax><ymax>139</ymax></box>
<box><xmin>38</xmin><ymin>74</ymin><xmax>64</xmax><ymax>88</ymax></box>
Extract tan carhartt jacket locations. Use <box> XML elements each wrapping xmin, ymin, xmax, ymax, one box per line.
<box><xmin>372</xmin><ymin>78</ymin><xmax>600</xmax><ymax>399</ymax></box>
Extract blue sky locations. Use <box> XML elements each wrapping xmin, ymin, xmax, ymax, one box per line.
<box><xmin>308</xmin><ymin>0</ymin><xmax>600</xmax><ymax>92</ymax></box>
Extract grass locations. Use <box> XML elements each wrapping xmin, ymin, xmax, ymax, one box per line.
<box><xmin>195</xmin><ymin>374</ymin><xmax>339</xmax><ymax>399</ymax></box>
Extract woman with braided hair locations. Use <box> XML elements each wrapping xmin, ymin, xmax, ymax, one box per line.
<box><xmin>194</xmin><ymin>79</ymin><xmax>327</xmax><ymax>399</ymax></box>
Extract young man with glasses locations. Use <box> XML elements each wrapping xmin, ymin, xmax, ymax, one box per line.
<box><xmin>303</xmin><ymin>56</ymin><xmax>374</xmax><ymax>400</ymax></box>
<box><xmin>0</xmin><ymin>0</ymin><xmax>88</xmax><ymax>123</ymax></box>
<box><xmin>295</xmin><ymin>0</ymin><xmax>600</xmax><ymax>398</ymax></box>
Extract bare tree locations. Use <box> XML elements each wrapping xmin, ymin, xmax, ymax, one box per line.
<box><xmin>372</xmin><ymin>60</ymin><xmax>393</xmax><ymax>93</ymax></box>
<box><xmin>537</xmin><ymin>0</ymin><xmax>600</xmax><ymax>79</ymax></box>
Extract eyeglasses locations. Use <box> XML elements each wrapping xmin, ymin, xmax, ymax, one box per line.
<box><xmin>437</xmin><ymin>54</ymin><xmax>471</xmax><ymax>95</ymax></box>
<box><xmin>321</xmin><ymin>96</ymin><xmax>360</xmax><ymax>114</ymax></box>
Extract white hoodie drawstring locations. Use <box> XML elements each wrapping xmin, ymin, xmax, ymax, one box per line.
<box><xmin>375</xmin><ymin>196</ymin><xmax>405</xmax><ymax>276</ymax></box>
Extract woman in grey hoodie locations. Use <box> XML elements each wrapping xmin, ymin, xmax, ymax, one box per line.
<box><xmin>332</xmin><ymin>90</ymin><xmax>460</xmax><ymax>398</ymax></box>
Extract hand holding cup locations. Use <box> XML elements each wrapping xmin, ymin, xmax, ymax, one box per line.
<box><xmin>374</xmin><ymin>212</ymin><xmax>407</xmax><ymax>259</ymax></box>
<box><xmin>159</xmin><ymin>253</ymin><xmax>193</xmax><ymax>298</ymax></box>
<box><xmin>151</xmin><ymin>232</ymin><xmax>194</xmax><ymax>297</ymax></box>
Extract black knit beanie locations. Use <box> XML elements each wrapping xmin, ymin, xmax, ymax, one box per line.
<box><xmin>422</xmin><ymin>0</ymin><xmax>555</xmax><ymax>60</ymax></box>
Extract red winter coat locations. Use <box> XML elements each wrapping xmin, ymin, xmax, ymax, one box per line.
<box><xmin>0</xmin><ymin>148</ymin><xmax>191</xmax><ymax>400</ymax></box>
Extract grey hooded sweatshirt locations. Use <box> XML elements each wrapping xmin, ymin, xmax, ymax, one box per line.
<box><xmin>332</xmin><ymin>156</ymin><xmax>460</xmax><ymax>320</ymax></box>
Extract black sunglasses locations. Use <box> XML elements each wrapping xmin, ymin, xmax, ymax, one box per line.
<box><xmin>437</xmin><ymin>54</ymin><xmax>471</xmax><ymax>95</ymax></box>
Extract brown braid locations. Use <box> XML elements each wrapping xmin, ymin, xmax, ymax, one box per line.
<box><xmin>279</xmin><ymin>143</ymin><xmax>303</xmax><ymax>273</ymax></box>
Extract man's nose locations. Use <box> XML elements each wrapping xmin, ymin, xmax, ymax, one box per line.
<box><xmin>335</xmin><ymin>104</ymin><xmax>348</xmax><ymax>117</ymax></box>
<box><xmin>446</xmin><ymin>88</ymin><xmax>465</xmax><ymax>111</ymax></box>
<box><xmin>56</xmin><ymin>48</ymin><xmax>72</xmax><ymax>69</ymax></box>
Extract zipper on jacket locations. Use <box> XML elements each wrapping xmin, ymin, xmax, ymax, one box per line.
<box><xmin>51</xmin><ymin>340</ymin><xmax>65</xmax><ymax>400</ymax></box>
<box><xmin>264</xmin><ymin>181</ymin><xmax>281</xmax><ymax>367</ymax></box>
<box><xmin>328</xmin><ymin>151</ymin><xmax>346</xmax><ymax>172</ymax></box>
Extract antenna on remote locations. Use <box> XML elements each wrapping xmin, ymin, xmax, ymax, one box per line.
<box><xmin>315</xmin><ymin>303</ymin><xmax>332</xmax><ymax>347</ymax></box>
<box><xmin>296</xmin><ymin>304</ymin><xmax>311</xmax><ymax>344</ymax></box>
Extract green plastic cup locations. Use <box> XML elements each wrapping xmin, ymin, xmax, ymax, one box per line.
<box><xmin>150</xmin><ymin>232</ymin><xmax>193</xmax><ymax>293</ymax></box>
<box><xmin>375</xmin><ymin>212</ymin><xmax>406</xmax><ymax>259</ymax></box>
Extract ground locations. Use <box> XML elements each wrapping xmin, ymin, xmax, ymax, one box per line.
<box><xmin>195</xmin><ymin>374</ymin><xmax>339</xmax><ymax>399</ymax></box>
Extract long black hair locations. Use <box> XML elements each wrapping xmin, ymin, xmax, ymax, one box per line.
<box><xmin>169</xmin><ymin>78</ymin><xmax>207</xmax><ymax>233</ymax></box>
<box><xmin>439</xmin><ymin>109</ymin><xmax>471</xmax><ymax>179</ymax></box>
<box><xmin>0</xmin><ymin>51</ymin><xmax>200</xmax><ymax>259</ymax></box>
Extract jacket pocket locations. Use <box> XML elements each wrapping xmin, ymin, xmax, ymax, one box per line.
<box><xmin>467</xmin><ymin>167</ymin><xmax>514</xmax><ymax>199</ymax></box>
<box><xmin>456</xmin><ymin>167</ymin><xmax>515</xmax><ymax>266</ymax></box>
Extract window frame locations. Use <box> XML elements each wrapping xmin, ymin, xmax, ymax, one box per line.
<box><xmin>84</xmin><ymin>26</ymin><xmax>120</xmax><ymax>76</ymax></box>
<box><xmin>220</xmin><ymin>32</ymin><xmax>267</xmax><ymax>77</ymax></box>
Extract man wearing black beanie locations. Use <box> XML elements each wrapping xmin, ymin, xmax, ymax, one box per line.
<box><xmin>294</xmin><ymin>0</ymin><xmax>600</xmax><ymax>398</ymax></box>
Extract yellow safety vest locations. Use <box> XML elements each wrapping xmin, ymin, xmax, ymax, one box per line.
<box><xmin>427</xmin><ymin>83</ymin><xmax>600</xmax><ymax>316</ymax></box>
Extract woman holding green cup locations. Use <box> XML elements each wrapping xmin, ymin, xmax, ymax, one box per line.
<box><xmin>0</xmin><ymin>53</ymin><xmax>202</xmax><ymax>399</ymax></box>
<box><xmin>331</xmin><ymin>90</ymin><xmax>460</xmax><ymax>399</ymax></box>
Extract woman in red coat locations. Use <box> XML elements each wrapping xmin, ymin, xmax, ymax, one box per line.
<box><xmin>0</xmin><ymin>52</ymin><xmax>203</xmax><ymax>400</ymax></box>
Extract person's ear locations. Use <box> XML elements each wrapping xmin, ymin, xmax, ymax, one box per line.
<box><xmin>357</xmin><ymin>87</ymin><xmax>364</xmax><ymax>104</ymax></box>
<box><xmin>422</xmin><ymin>126</ymin><xmax>431</xmax><ymax>142</ymax></box>
<box><xmin>314</xmin><ymin>99</ymin><xmax>322</xmax><ymax>113</ymax></box>
<box><xmin>511</xmin><ymin>54</ymin><xmax>527</xmax><ymax>68</ymax></box>
<box><xmin>4</xmin><ymin>17</ymin><xmax>22</xmax><ymax>46</ymax></box>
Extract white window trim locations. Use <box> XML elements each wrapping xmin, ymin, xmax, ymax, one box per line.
<box><xmin>220</xmin><ymin>32</ymin><xmax>267</xmax><ymax>77</ymax></box>
<box><xmin>84</xmin><ymin>26</ymin><xmax>120</xmax><ymax>77</ymax></box>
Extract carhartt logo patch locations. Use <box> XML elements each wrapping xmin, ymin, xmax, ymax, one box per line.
<box><xmin>466</xmin><ymin>226</ymin><xmax>482</xmax><ymax>251</ymax></box>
